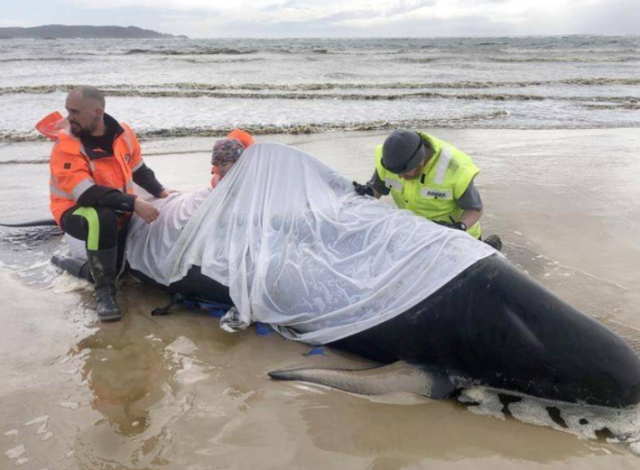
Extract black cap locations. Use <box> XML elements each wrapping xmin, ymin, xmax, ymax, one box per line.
<box><xmin>381</xmin><ymin>130</ymin><xmax>427</xmax><ymax>174</ymax></box>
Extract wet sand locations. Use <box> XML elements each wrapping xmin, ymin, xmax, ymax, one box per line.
<box><xmin>1</xmin><ymin>128</ymin><xmax>640</xmax><ymax>469</ymax></box>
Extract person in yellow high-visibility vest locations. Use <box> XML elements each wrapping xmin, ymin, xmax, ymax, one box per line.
<box><xmin>353</xmin><ymin>129</ymin><xmax>501</xmax><ymax>249</ymax></box>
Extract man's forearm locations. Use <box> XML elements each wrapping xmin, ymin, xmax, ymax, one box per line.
<box><xmin>133</xmin><ymin>164</ymin><xmax>164</xmax><ymax>197</ymax></box>
<box><xmin>459</xmin><ymin>208</ymin><xmax>483</xmax><ymax>228</ymax></box>
<box><xmin>77</xmin><ymin>185</ymin><xmax>136</xmax><ymax>212</ymax></box>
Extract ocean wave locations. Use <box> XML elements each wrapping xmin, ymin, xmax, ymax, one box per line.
<box><xmin>489</xmin><ymin>56</ymin><xmax>640</xmax><ymax>63</ymax></box>
<box><xmin>8</xmin><ymin>88</ymin><xmax>633</xmax><ymax>104</ymax></box>
<box><xmin>1</xmin><ymin>88</ymin><xmax>516</xmax><ymax>101</ymax></box>
<box><xmin>322</xmin><ymin>73</ymin><xmax>363</xmax><ymax>80</ymax></box>
<box><xmin>0</xmin><ymin>158</ymin><xmax>49</xmax><ymax>164</ymax></box>
<box><xmin>0</xmin><ymin>85</ymin><xmax>77</xmax><ymax>96</ymax></box>
<box><xmin>0</xmin><ymin>131</ymin><xmax>42</xmax><ymax>143</ymax></box>
<box><xmin>0</xmin><ymin>58</ymin><xmax>82</xmax><ymax>63</ymax></box>
<box><xmin>171</xmin><ymin>77</ymin><xmax>640</xmax><ymax>90</ymax></box>
<box><xmin>162</xmin><ymin>57</ymin><xmax>265</xmax><ymax>64</ymax></box>
<box><xmin>1</xmin><ymin>86</ymin><xmax>637</xmax><ymax>104</ymax></box>
<box><xmin>5</xmin><ymin>109</ymin><xmax>640</xmax><ymax>148</ymax></box>
<box><xmin>2</xmin><ymin>78</ymin><xmax>639</xmax><ymax>98</ymax></box>
<box><xmin>141</xmin><ymin>110</ymin><xmax>512</xmax><ymax>138</ymax></box>
<box><xmin>561</xmin><ymin>78</ymin><xmax>640</xmax><ymax>86</ymax></box>
<box><xmin>125</xmin><ymin>48</ymin><xmax>257</xmax><ymax>56</ymax></box>
<box><xmin>396</xmin><ymin>58</ymin><xmax>439</xmax><ymax>63</ymax></box>
<box><xmin>580</xmin><ymin>102</ymin><xmax>640</xmax><ymax>110</ymax></box>
<box><xmin>0</xmin><ymin>110</ymin><xmax>510</xmax><ymax>146</ymax></box>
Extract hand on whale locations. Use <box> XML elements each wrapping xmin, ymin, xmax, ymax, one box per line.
<box><xmin>268</xmin><ymin>361</ymin><xmax>456</xmax><ymax>400</ymax></box>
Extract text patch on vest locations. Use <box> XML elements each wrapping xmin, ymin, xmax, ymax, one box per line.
<box><xmin>420</xmin><ymin>187</ymin><xmax>453</xmax><ymax>200</ymax></box>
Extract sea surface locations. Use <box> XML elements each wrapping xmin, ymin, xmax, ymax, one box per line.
<box><xmin>1</xmin><ymin>36</ymin><xmax>639</xmax><ymax>146</ymax></box>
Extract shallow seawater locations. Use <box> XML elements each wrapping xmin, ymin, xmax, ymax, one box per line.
<box><xmin>2</xmin><ymin>129</ymin><xmax>640</xmax><ymax>469</ymax></box>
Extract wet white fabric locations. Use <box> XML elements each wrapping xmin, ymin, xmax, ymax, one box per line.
<box><xmin>127</xmin><ymin>187</ymin><xmax>211</xmax><ymax>283</ymax></box>
<box><xmin>126</xmin><ymin>143</ymin><xmax>496</xmax><ymax>344</ymax></box>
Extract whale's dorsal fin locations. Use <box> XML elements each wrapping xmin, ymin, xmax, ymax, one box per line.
<box><xmin>268</xmin><ymin>361</ymin><xmax>456</xmax><ymax>399</ymax></box>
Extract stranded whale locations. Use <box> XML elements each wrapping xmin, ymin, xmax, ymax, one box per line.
<box><xmin>121</xmin><ymin>143</ymin><xmax>640</xmax><ymax>408</ymax></box>
<box><xmin>23</xmin><ymin>143</ymin><xmax>639</xmax><ymax>408</ymax></box>
<box><xmin>133</xmin><ymin>252</ymin><xmax>640</xmax><ymax>407</ymax></box>
<box><xmin>271</xmin><ymin>254</ymin><xmax>640</xmax><ymax>407</ymax></box>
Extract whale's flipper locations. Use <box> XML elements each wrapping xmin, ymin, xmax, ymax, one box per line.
<box><xmin>268</xmin><ymin>361</ymin><xmax>456</xmax><ymax>399</ymax></box>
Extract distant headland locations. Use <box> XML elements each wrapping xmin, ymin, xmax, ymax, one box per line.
<box><xmin>0</xmin><ymin>25</ymin><xmax>188</xmax><ymax>39</ymax></box>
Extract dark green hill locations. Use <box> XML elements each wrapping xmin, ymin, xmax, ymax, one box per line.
<box><xmin>0</xmin><ymin>25</ymin><xmax>187</xmax><ymax>39</ymax></box>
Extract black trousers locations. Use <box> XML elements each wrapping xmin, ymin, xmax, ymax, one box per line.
<box><xmin>60</xmin><ymin>206</ymin><xmax>129</xmax><ymax>268</ymax></box>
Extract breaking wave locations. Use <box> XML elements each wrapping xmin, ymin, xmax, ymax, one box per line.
<box><xmin>489</xmin><ymin>56</ymin><xmax>640</xmax><ymax>63</ymax></box>
<box><xmin>2</xmin><ymin>87</ymin><xmax>635</xmax><ymax>104</ymax></box>
<box><xmin>395</xmin><ymin>57</ymin><xmax>443</xmax><ymax>63</ymax></box>
<box><xmin>2</xmin><ymin>77</ymin><xmax>638</xmax><ymax>98</ymax></box>
<box><xmin>0</xmin><ymin>110</ymin><xmax>510</xmax><ymax>146</ymax></box>
<box><xmin>0</xmin><ymin>58</ymin><xmax>82</xmax><ymax>63</ymax></box>
<box><xmin>580</xmin><ymin>102</ymin><xmax>640</xmax><ymax>111</ymax></box>
<box><xmin>162</xmin><ymin>57</ymin><xmax>265</xmax><ymax>64</ymax></box>
<box><xmin>126</xmin><ymin>48</ymin><xmax>257</xmax><ymax>55</ymax></box>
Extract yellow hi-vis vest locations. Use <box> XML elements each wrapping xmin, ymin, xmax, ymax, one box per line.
<box><xmin>374</xmin><ymin>132</ymin><xmax>482</xmax><ymax>239</ymax></box>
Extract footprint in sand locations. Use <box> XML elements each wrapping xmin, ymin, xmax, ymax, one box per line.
<box><xmin>59</xmin><ymin>402</ymin><xmax>80</xmax><ymax>410</ymax></box>
<box><xmin>4</xmin><ymin>444</ymin><xmax>26</xmax><ymax>460</ymax></box>
<box><xmin>24</xmin><ymin>416</ymin><xmax>48</xmax><ymax>427</ymax></box>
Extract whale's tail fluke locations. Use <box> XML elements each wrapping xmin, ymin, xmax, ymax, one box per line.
<box><xmin>268</xmin><ymin>361</ymin><xmax>456</xmax><ymax>399</ymax></box>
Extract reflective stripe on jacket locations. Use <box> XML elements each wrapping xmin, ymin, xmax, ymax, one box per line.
<box><xmin>36</xmin><ymin>112</ymin><xmax>141</xmax><ymax>225</ymax></box>
<box><xmin>374</xmin><ymin>132</ymin><xmax>482</xmax><ymax>239</ymax></box>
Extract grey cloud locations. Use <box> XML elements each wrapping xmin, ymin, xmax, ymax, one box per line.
<box><xmin>26</xmin><ymin>0</ymin><xmax>640</xmax><ymax>37</ymax></box>
<box><xmin>383</xmin><ymin>0</ymin><xmax>437</xmax><ymax>16</ymax></box>
<box><xmin>574</xmin><ymin>0</ymin><xmax>640</xmax><ymax>35</ymax></box>
<box><xmin>259</xmin><ymin>1</ymin><xmax>298</xmax><ymax>12</ymax></box>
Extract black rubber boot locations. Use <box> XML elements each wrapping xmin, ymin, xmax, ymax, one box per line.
<box><xmin>484</xmin><ymin>234</ymin><xmax>503</xmax><ymax>252</ymax></box>
<box><xmin>51</xmin><ymin>256</ymin><xmax>94</xmax><ymax>283</ymax></box>
<box><xmin>86</xmin><ymin>247</ymin><xmax>122</xmax><ymax>322</ymax></box>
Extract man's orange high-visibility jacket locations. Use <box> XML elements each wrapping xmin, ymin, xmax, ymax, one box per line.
<box><xmin>36</xmin><ymin>112</ymin><xmax>143</xmax><ymax>226</ymax></box>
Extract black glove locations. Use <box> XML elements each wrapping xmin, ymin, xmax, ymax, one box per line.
<box><xmin>434</xmin><ymin>220</ymin><xmax>455</xmax><ymax>229</ymax></box>
<box><xmin>434</xmin><ymin>220</ymin><xmax>467</xmax><ymax>231</ymax></box>
<box><xmin>451</xmin><ymin>221</ymin><xmax>467</xmax><ymax>231</ymax></box>
<box><xmin>352</xmin><ymin>181</ymin><xmax>375</xmax><ymax>197</ymax></box>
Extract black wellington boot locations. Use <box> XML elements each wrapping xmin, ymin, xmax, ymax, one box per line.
<box><xmin>484</xmin><ymin>234</ymin><xmax>503</xmax><ymax>252</ymax></box>
<box><xmin>51</xmin><ymin>256</ymin><xmax>94</xmax><ymax>283</ymax></box>
<box><xmin>86</xmin><ymin>247</ymin><xmax>122</xmax><ymax>322</ymax></box>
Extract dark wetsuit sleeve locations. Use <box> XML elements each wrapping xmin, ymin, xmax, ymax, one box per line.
<box><xmin>77</xmin><ymin>186</ymin><xmax>137</xmax><ymax>212</ymax></box>
<box><xmin>457</xmin><ymin>179</ymin><xmax>483</xmax><ymax>211</ymax></box>
<box><xmin>368</xmin><ymin>170</ymin><xmax>390</xmax><ymax>196</ymax></box>
<box><xmin>133</xmin><ymin>164</ymin><xmax>164</xmax><ymax>197</ymax></box>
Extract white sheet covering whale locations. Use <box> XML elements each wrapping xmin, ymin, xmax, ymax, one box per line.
<box><xmin>126</xmin><ymin>143</ymin><xmax>497</xmax><ymax>344</ymax></box>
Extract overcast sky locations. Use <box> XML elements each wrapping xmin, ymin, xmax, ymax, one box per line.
<box><xmin>1</xmin><ymin>0</ymin><xmax>639</xmax><ymax>38</ymax></box>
